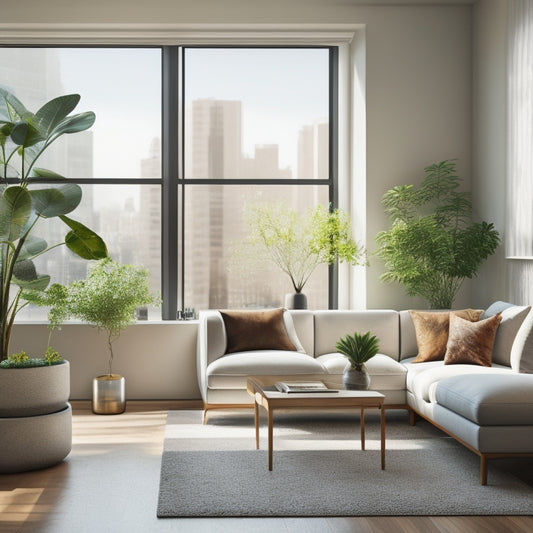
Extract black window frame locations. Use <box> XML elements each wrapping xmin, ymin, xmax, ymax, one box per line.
<box><xmin>1</xmin><ymin>44</ymin><xmax>339</xmax><ymax>319</ymax></box>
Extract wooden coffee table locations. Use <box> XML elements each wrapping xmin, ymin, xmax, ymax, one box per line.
<box><xmin>246</xmin><ymin>375</ymin><xmax>386</xmax><ymax>471</ymax></box>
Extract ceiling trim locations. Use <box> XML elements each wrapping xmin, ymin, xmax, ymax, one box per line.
<box><xmin>0</xmin><ymin>23</ymin><xmax>361</xmax><ymax>45</ymax></box>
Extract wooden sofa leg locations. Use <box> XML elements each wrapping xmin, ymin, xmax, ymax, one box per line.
<box><xmin>409</xmin><ymin>408</ymin><xmax>416</xmax><ymax>426</ymax></box>
<box><xmin>203</xmin><ymin>408</ymin><xmax>209</xmax><ymax>425</ymax></box>
<box><xmin>480</xmin><ymin>455</ymin><xmax>488</xmax><ymax>485</ymax></box>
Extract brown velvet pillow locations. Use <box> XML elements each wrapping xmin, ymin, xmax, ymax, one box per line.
<box><xmin>220</xmin><ymin>308</ymin><xmax>297</xmax><ymax>354</ymax></box>
<box><xmin>410</xmin><ymin>309</ymin><xmax>483</xmax><ymax>363</ymax></box>
<box><xmin>444</xmin><ymin>312</ymin><xmax>502</xmax><ymax>367</ymax></box>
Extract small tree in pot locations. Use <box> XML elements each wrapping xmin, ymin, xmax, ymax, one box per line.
<box><xmin>242</xmin><ymin>202</ymin><xmax>365</xmax><ymax>309</ymax></box>
<box><xmin>33</xmin><ymin>258</ymin><xmax>159</xmax><ymax>414</ymax></box>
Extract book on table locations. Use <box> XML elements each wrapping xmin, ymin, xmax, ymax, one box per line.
<box><xmin>274</xmin><ymin>381</ymin><xmax>338</xmax><ymax>393</ymax></box>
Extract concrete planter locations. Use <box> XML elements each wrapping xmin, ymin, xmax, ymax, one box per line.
<box><xmin>0</xmin><ymin>361</ymin><xmax>72</xmax><ymax>473</ymax></box>
<box><xmin>0</xmin><ymin>361</ymin><xmax>70</xmax><ymax>417</ymax></box>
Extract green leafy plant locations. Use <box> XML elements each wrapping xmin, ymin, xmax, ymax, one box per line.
<box><xmin>242</xmin><ymin>202</ymin><xmax>365</xmax><ymax>293</ymax></box>
<box><xmin>336</xmin><ymin>331</ymin><xmax>379</xmax><ymax>371</ymax></box>
<box><xmin>0</xmin><ymin>88</ymin><xmax>108</xmax><ymax>362</ymax></box>
<box><xmin>0</xmin><ymin>348</ymin><xmax>64</xmax><ymax>369</ymax></box>
<box><xmin>375</xmin><ymin>160</ymin><xmax>500</xmax><ymax>309</ymax></box>
<box><xmin>32</xmin><ymin>258</ymin><xmax>159</xmax><ymax>376</ymax></box>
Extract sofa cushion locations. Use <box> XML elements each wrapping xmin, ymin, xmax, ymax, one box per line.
<box><xmin>436</xmin><ymin>374</ymin><xmax>533</xmax><ymax>425</ymax></box>
<box><xmin>206</xmin><ymin>350</ymin><xmax>326</xmax><ymax>389</ymax></box>
<box><xmin>444</xmin><ymin>313</ymin><xmax>502</xmax><ymax>367</ymax></box>
<box><xmin>220</xmin><ymin>308</ymin><xmax>299</xmax><ymax>354</ymax></box>
<box><xmin>483</xmin><ymin>304</ymin><xmax>531</xmax><ymax>367</ymax></box>
<box><xmin>316</xmin><ymin>353</ymin><xmax>407</xmax><ymax>390</ymax></box>
<box><xmin>409</xmin><ymin>309</ymin><xmax>483</xmax><ymax>363</ymax></box>
<box><xmin>406</xmin><ymin>362</ymin><xmax>513</xmax><ymax>402</ymax></box>
<box><xmin>314</xmin><ymin>310</ymin><xmax>400</xmax><ymax>360</ymax></box>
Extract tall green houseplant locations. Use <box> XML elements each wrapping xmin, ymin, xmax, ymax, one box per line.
<box><xmin>0</xmin><ymin>88</ymin><xmax>108</xmax><ymax>361</ymax></box>
<box><xmin>375</xmin><ymin>159</ymin><xmax>500</xmax><ymax>308</ymax></box>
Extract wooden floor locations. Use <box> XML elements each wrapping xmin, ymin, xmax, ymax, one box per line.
<box><xmin>0</xmin><ymin>401</ymin><xmax>532</xmax><ymax>533</ymax></box>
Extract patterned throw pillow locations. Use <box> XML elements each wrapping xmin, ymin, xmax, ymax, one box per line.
<box><xmin>444</xmin><ymin>312</ymin><xmax>502</xmax><ymax>367</ymax></box>
<box><xmin>410</xmin><ymin>309</ymin><xmax>483</xmax><ymax>363</ymax></box>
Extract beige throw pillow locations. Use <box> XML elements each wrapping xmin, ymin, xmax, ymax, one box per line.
<box><xmin>444</xmin><ymin>313</ymin><xmax>502</xmax><ymax>367</ymax></box>
<box><xmin>220</xmin><ymin>308</ymin><xmax>297</xmax><ymax>354</ymax></box>
<box><xmin>410</xmin><ymin>309</ymin><xmax>483</xmax><ymax>363</ymax></box>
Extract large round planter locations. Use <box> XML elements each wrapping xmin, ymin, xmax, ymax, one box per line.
<box><xmin>0</xmin><ymin>361</ymin><xmax>70</xmax><ymax>417</ymax></box>
<box><xmin>92</xmin><ymin>374</ymin><xmax>126</xmax><ymax>415</ymax></box>
<box><xmin>0</xmin><ymin>405</ymin><xmax>72</xmax><ymax>474</ymax></box>
<box><xmin>0</xmin><ymin>361</ymin><xmax>72</xmax><ymax>474</ymax></box>
<box><xmin>285</xmin><ymin>292</ymin><xmax>308</xmax><ymax>310</ymax></box>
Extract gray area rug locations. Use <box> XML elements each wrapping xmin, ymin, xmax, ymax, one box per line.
<box><xmin>157</xmin><ymin>409</ymin><xmax>533</xmax><ymax>517</ymax></box>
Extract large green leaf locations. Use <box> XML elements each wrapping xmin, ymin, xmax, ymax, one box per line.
<box><xmin>32</xmin><ymin>94</ymin><xmax>80</xmax><ymax>139</ymax></box>
<box><xmin>12</xmin><ymin>273</ymin><xmax>51</xmax><ymax>291</ymax></box>
<box><xmin>47</xmin><ymin>112</ymin><xmax>96</xmax><ymax>145</ymax></box>
<box><xmin>31</xmin><ymin>168</ymin><xmax>67</xmax><ymax>180</ymax></box>
<box><xmin>13</xmin><ymin>258</ymin><xmax>38</xmax><ymax>282</ymax></box>
<box><xmin>0</xmin><ymin>88</ymin><xmax>33</xmax><ymax>122</ymax></box>
<box><xmin>30</xmin><ymin>184</ymin><xmax>82</xmax><ymax>218</ymax></box>
<box><xmin>0</xmin><ymin>122</ymin><xmax>13</xmax><ymax>150</ymax></box>
<box><xmin>17</xmin><ymin>235</ymin><xmax>48</xmax><ymax>261</ymax></box>
<box><xmin>10</xmin><ymin>121</ymin><xmax>43</xmax><ymax>148</ymax></box>
<box><xmin>0</xmin><ymin>186</ymin><xmax>32</xmax><ymax>242</ymax></box>
<box><xmin>60</xmin><ymin>215</ymin><xmax>109</xmax><ymax>260</ymax></box>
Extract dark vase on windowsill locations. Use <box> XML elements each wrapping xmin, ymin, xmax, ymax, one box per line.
<box><xmin>285</xmin><ymin>292</ymin><xmax>308</xmax><ymax>310</ymax></box>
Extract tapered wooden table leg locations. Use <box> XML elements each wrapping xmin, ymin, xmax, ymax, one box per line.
<box><xmin>268</xmin><ymin>408</ymin><xmax>274</xmax><ymax>471</ymax></box>
<box><xmin>381</xmin><ymin>406</ymin><xmax>386</xmax><ymax>470</ymax></box>
<box><xmin>254</xmin><ymin>399</ymin><xmax>259</xmax><ymax>450</ymax></box>
<box><xmin>361</xmin><ymin>407</ymin><xmax>365</xmax><ymax>451</ymax></box>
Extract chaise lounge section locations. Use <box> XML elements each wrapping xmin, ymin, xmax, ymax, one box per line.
<box><xmin>197</xmin><ymin>303</ymin><xmax>533</xmax><ymax>483</ymax></box>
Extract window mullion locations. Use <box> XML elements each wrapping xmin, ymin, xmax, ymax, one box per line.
<box><xmin>161</xmin><ymin>46</ymin><xmax>180</xmax><ymax>320</ymax></box>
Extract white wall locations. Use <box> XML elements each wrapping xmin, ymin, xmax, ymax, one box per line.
<box><xmin>4</xmin><ymin>1</ymin><xmax>476</xmax><ymax>398</ymax></box>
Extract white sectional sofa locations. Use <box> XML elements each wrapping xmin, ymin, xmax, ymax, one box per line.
<box><xmin>196</xmin><ymin>303</ymin><xmax>533</xmax><ymax>484</ymax></box>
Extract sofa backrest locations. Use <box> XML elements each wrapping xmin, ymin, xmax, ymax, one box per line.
<box><xmin>288</xmin><ymin>310</ymin><xmax>315</xmax><ymax>356</ymax></box>
<box><xmin>313</xmin><ymin>310</ymin><xmax>400</xmax><ymax>361</ymax></box>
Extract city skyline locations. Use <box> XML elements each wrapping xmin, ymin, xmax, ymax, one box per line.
<box><xmin>2</xmin><ymin>47</ymin><xmax>330</xmax><ymax>317</ymax></box>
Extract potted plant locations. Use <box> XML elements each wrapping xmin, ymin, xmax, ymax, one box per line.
<box><xmin>336</xmin><ymin>331</ymin><xmax>379</xmax><ymax>390</ymax></box>
<box><xmin>375</xmin><ymin>159</ymin><xmax>501</xmax><ymax>309</ymax></box>
<box><xmin>241</xmin><ymin>202</ymin><xmax>365</xmax><ymax>309</ymax></box>
<box><xmin>0</xmin><ymin>88</ymin><xmax>108</xmax><ymax>472</ymax></box>
<box><xmin>35</xmin><ymin>258</ymin><xmax>159</xmax><ymax>414</ymax></box>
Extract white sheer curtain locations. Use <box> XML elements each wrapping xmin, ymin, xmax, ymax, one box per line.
<box><xmin>507</xmin><ymin>0</ymin><xmax>533</xmax><ymax>259</ymax></box>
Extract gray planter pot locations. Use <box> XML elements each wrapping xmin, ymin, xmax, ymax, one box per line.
<box><xmin>343</xmin><ymin>364</ymin><xmax>371</xmax><ymax>390</ymax></box>
<box><xmin>285</xmin><ymin>292</ymin><xmax>308</xmax><ymax>310</ymax></box>
<box><xmin>0</xmin><ymin>361</ymin><xmax>72</xmax><ymax>473</ymax></box>
<box><xmin>0</xmin><ymin>405</ymin><xmax>72</xmax><ymax>474</ymax></box>
<box><xmin>0</xmin><ymin>361</ymin><xmax>70</xmax><ymax>417</ymax></box>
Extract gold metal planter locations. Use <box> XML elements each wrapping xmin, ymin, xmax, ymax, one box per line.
<box><xmin>92</xmin><ymin>374</ymin><xmax>126</xmax><ymax>414</ymax></box>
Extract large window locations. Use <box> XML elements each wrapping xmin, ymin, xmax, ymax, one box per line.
<box><xmin>1</xmin><ymin>45</ymin><xmax>336</xmax><ymax>319</ymax></box>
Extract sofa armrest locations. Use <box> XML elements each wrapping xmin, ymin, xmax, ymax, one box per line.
<box><xmin>197</xmin><ymin>310</ymin><xmax>227</xmax><ymax>402</ymax></box>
